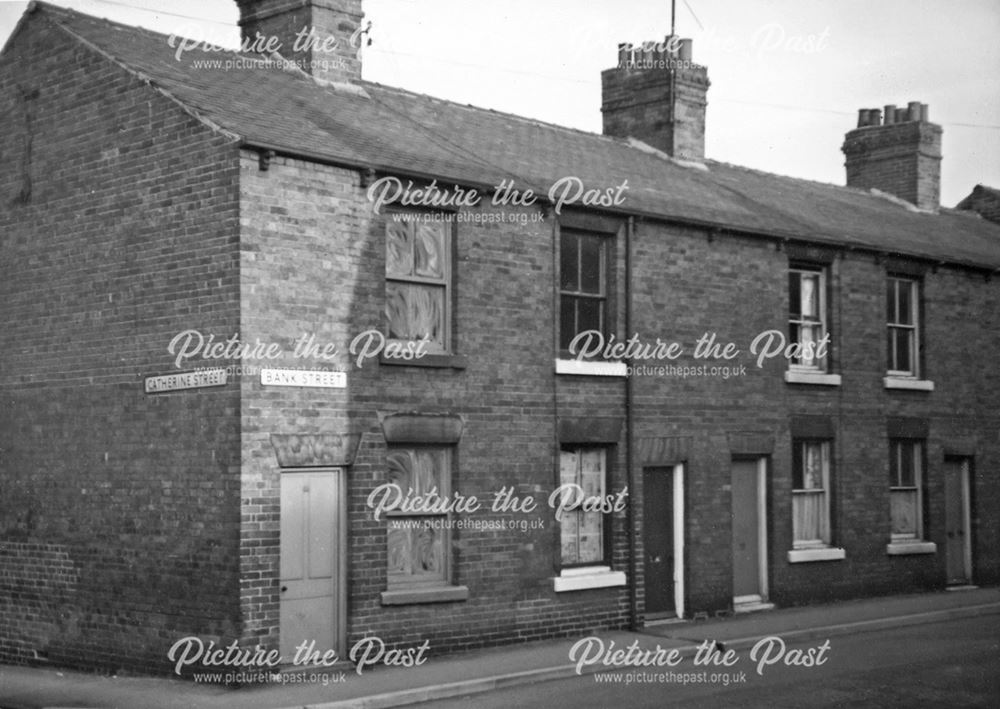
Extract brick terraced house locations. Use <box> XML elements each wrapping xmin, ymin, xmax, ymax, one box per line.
<box><xmin>1</xmin><ymin>0</ymin><xmax>998</xmax><ymax>675</ymax></box>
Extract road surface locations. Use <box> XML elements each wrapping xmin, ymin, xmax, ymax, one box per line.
<box><xmin>418</xmin><ymin>614</ymin><xmax>999</xmax><ymax>708</ymax></box>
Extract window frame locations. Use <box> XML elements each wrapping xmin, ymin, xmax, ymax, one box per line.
<box><xmin>889</xmin><ymin>439</ymin><xmax>926</xmax><ymax>541</ymax></box>
<box><xmin>886</xmin><ymin>276</ymin><xmax>921</xmax><ymax>378</ymax></box>
<box><xmin>384</xmin><ymin>446</ymin><xmax>453</xmax><ymax>591</ymax></box>
<box><xmin>558</xmin><ymin>228</ymin><xmax>610</xmax><ymax>358</ymax></box>
<box><xmin>557</xmin><ymin>446</ymin><xmax>610</xmax><ymax>569</ymax></box>
<box><xmin>791</xmin><ymin>439</ymin><xmax>833</xmax><ymax>549</ymax></box>
<box><xmin>787</xmin><ymin>265</ymin><xmax>829</xmax><ymax>373</ymax></box>
<box><xmin>383</xmin><ymin>214</ymin><xmax>454</xmax><ymax>355</ymax></box>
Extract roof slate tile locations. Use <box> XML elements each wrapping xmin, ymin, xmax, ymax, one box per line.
<box><xmin>18</xmin><ymin>2</ymin><xmax>1000</xmax><ymax>269</ymax></box>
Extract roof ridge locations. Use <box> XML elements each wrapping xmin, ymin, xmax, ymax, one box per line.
<box><xmin>34</xmin><ymin>1</ymin><xmax>249</xmax><ymax>57</ymax></box>
<box><xmin>35</xmin><ymin>2</ymin><xmax>242</xmax><ymax>142</ymax></box>
<box><xmin>33</xmin><ymin>2</ymin><xmax>646</xmax><ymax>151</ymax></box>
<box><xmin>34</xmin><ymin>2</ymin><xmax>175</xmax><ymax>39</ymax></box>
<box><xmin>360</xmin><ymin>79</ymin><xmax>631</xmax><ymax>145</ymax></box>
<box><xmin>705</xmin><ymin>157</ymin><xmax>937</xmax><ymax>213</ymax></box>
<box><xmin>30</xmin><ymin>2</ymin><xmax>851</xmax><ymax>191</ymax></box>
<box><xmin>706</xmin><ymin>158</ymin><xmax>844</xmax><ymax>191</ymax></box>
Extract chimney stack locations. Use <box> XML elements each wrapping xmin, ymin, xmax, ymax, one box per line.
<box><xmin>236</xmin><ymin>0</ymin><xmax>364</xmax><ymax>83</ymax></box>
<box><xmin>841</xmin><ymin>100</ymin><xmax>941</xmax><ymax>211</ymax></box>
<box><xmin>601</xmin><ymin>36</ymin><xmax>710</xmax><ymax>160</ymax></box>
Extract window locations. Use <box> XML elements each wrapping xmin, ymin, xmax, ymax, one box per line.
<box><xmin>385</xmin><ymin>219</ymin><xmax>450</xmax><ymax>353</ymax></box>
<box><xmin>788</xmin><ymin>267</ymin><xmax>827</xmax><ymax>370</ymax></box>
<box><xmin>886</xmin><ymin>276</ymin><xmax>920</xmax><ymax>376</ymax></box>
<box><xmin>889</xmin><ymin>439</ymin><xmax>925</xmax><ymax>540</ymax></box>
<box><xmin>792</xmin><ymin>440</ymin><xmax>831</xmax><ymax>548</ymax></box>
<box><xmin>558</xmin><ymin>448</ymin><xmax>607</xmax><ymax>565</ymax></box>
<box><xmin>559</xmin><ymin>229</ymin><xmax>607</xmax><ymax>353</ymax></box>
<box><xmin>385</xmin><ymin>448</ymin><xmax>450</xmax><ymax>588</ymax></box>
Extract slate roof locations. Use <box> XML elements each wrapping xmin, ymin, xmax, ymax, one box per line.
<box><xmin>12</xmin><ymin>2</ymin><xmax>1000</xmax><ymax>270</ymax></box>
<box><xmin>957</xmin><ymin>184</ymin><xmax>1000</xmax><ymax>211</ymax></box>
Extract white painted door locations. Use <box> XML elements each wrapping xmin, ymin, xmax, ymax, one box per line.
<box><xmin>280</xmin><ymin>470</ymin><xmax>340</xmax><ymax>661</ymax></box>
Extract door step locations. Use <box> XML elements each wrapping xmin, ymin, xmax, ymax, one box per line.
<box><xmin>733</xmin><ymin>599</ymin><xmax>775</xmax><ymax>614</ymax></box>
<box><xmin>946</xmin><ymin>584</ymin><xmax>979</xmax><ymax>592</ymax></box>
<box><xmin>644</xmin><ymin>616</ymin><xmax>684</xmax><ymax>627</ymax></box>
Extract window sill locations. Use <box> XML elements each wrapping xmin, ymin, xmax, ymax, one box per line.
<box><xmin>555</xmin><ymin>359</ymin><xmax>627</xmax><ymax>377</ymax></box>
<box><xmin>886</xmin><ymin>541</ymin><xmax>937</xmax><ymax>555</ymax></box>
<box><xmin>380</xmin><ymin>353</ymin><xmax>467</xmax><ymax>370</ymax></box>
<box><xmin>787</xmin><ymin>547</ymin><xmax>846</xmax><ymax>563</ymax></box>
<box><xmin>883</xmin><ymin>377</ymin><xmax>934</xmax><ymax>391</ymax></box>
<box><xmin>552</xmin><ymin>566</ymin><xmax>627</xmax><ymax>592</ymax></box>
<box><xmin>784</xmin><ymin>371</ymin><xmax>842</xmax><ymax>386</ymax></box>
<box><xmin>380</xmin><ymin>585</ymin><xmax>470</xmax><ymax>605</ymax></box>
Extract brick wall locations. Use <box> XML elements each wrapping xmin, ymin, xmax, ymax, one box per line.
<box><xmin>238</xmin><ymin>147</ymin><xmax>1000</xmax><ymax>655</ymax></box>
<box><xmin>629</xmin><ymin>218</ymin><xmax>1000</xmax><ymax>614</ymax></box>
<box><xmin>0</xmin><ymin>16</ymin><xmax>243</xmax><ymax>673</ymax></box>
<box><xmin>238</xmin><ymin>154</ymin><xmax>632</xmax><ymax>658</ymax></box>
<box><xmin>629</xmin><ymin>222</ymin><xmax>787</xmax><ymax>614</ymax></box>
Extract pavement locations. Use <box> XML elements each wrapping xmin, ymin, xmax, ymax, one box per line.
<box><xmin>1</xmin><ymin>586</ymin><xmax>997</xmax><ymax>709</ymax></box>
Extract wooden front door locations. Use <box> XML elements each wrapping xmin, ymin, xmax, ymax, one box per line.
<box><xmin>280</xmin><ymin>469</ymin><xmax>342</xmax><ymax>660</ymax></box>
<box><xmin>731</xmin><ymin>458</ymin><xmax>766</xmax><ymax>602</ymax></box>
<box><xmin>643</xmin><ymin>467</ymin><xmax>675</xmax><ymax>616</ymax></box>
<box><xmin>944</xmin><ymin>459</ymin><xmax>973</xmax><ymax>586</ymax></box>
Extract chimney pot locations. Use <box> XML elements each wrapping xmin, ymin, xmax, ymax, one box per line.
<box><xmin>679</xmin><ymin>38</ymin><xmax>693</xmax><ymax>62</ymax></box>
<box><xmin>602</xmin><ymin>34</ymin><xmax>710</xmax><ymax>159</ymax></box>
<box><xmin>842</xmin><ymin>99</ymin><xmax>942</xmax><ymax>210</ymax></box>
<box><xmin>663</xmin><ymin>34</ymin><xmax>676</xmax><ymax>57</ymax></box>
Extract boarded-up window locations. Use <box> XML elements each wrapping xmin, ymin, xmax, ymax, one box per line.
<box><xmin>386</xmin><ymin>219</ymin><xmax>450</xmax><ymax>352</ymax></box>
<box><xmin>558</xmin><ymin>448</ymin><xmax>606</xmax><ymax>565</ymax></box>
<box><xmin>386</xmin><ymin>448</ymin><xmax>450</xmax><ymax>587</ymax></box>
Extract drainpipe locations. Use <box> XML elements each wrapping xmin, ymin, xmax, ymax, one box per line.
<box><xmin>552</xmin><ymin>208</ymin><xmax>561</xmax><ymax>579</ymax></box>
<box><xmin>626</xmin><ymin>216</ymin><xmax>638</xmax><ymax>630</ymax></box>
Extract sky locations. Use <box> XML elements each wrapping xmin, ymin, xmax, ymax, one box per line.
<box><xmin>1</xmin><ymin>0</ymin><xmax>998</xmax><ymax>207</ymax></box>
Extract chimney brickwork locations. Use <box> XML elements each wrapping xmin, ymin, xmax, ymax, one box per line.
<box><xmin>236</xmin><ymin>0</ymin><xmax>364</xmax><ymax>83</ymax></box>
<box><xmin>842</xmin><ymin>102</ymin><xmax>942</xmax><ymax>211</ymax></box>
<box><xmin>601</xmin><ymin>37</ymin><xmax>710</xmax><ymax>160</ymax></box>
